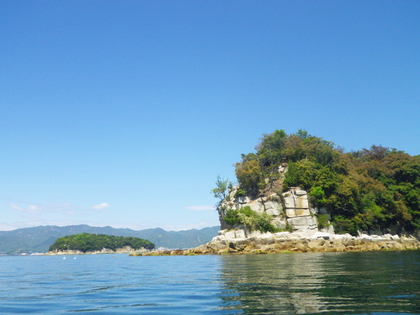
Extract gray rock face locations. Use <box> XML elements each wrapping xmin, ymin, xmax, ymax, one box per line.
<box><xmin>264</xmin><ymin>201</ymin><xmax>281</xmax><ymax>216</ymax></box>
<box><xmin>283</xmin><ymin>188</ymin><xmax>310</xmax><ymax>217</ymax></box>
<box><xmin>219</xmin><ymin>185</ymin><xmax>322</xmax><ymax>236</ymax></box>
<box><xmin>287</xmin><ymin>216</ymin><xmax>318</xmax><ymax>232</ymax></box>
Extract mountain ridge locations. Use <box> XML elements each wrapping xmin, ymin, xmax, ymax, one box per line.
<box><xmin>0</xmin><ymin>224</ymin><xmax>220</xmax><ymax>255</ymax></box>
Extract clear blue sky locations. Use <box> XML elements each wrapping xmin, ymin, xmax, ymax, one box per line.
<box><xmin>1</xmin><ymin>1</ymin><xmax>419</xmax><ymax>231</ymax></box>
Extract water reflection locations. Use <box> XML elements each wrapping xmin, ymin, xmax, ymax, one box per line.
<box><xmin>218</xmin><ymin>251</ymin><xmax>420</xmax><ymax>314</ymax></box>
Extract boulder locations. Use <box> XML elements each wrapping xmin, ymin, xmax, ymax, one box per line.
<box><xmin>272</xmin><ymin>219</ymin><xmax>287</xmax><ymax>229</ymax></box>
<box><xmin>224</xmin><ymin>230</ymin><xmax>236</xmax><ymax>240</ymax></box>
<box><xmin>293</xmin><ymin>242</ymin><xmax>307</xmax><ymax>252</ymax></box>
<box><xmin>274</xmin><ymin>232</ymin><xmax>291</xmax><ymax>239</ymax></box>
<box><xmin>235</xmin><ymin>229</ymin><xmax>246</xmax><ymax>239</ymax></box>
<box><xmin>266</xmin><ymin>209</ymin><xmax>281</xmax><ymax>216</ymax></box>
<box><xmin>264</xmin><ymin>201</ymin><xmax>282</xmax><ymax>216</ymax></box>
<box><xmin>248</xmin><ymin>202</ymin><xmax>264</xmax><ymax>213</ymax></box>
<box><xmin>258</xmin><ymin>233</ymin><xmax>276</xmax><ymax>245</ymax></box>
<box><xmin>310</xmin><ymin>232</ymin><xmax>330</xmax><ymax>240</ymax></box>
<box><xmin>288</xmin><ymin>216</ymin><xmax>318</xmax><ymax>231</ymax></box>
<box><xmin>307</xmin><ymin>239</ymin><xmax>326</xmax><ymax>249</ymax></box>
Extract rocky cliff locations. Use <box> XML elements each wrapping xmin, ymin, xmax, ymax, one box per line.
<box><xmin>217</xmin><ymin>163</ymin><xmax>330</xmax><ymax>238</ymax></box>
<box><xmin>220</xmin><ymin>186</ymin><xmax>322</xmax><ymax>236</ymax></box>
<box><xmin>133</xmin><ymin>159</ymin><xmax>420</xmax><ymax>256</ymax></box>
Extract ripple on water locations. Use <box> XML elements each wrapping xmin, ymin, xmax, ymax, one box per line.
<box><xmin>0</xmin><ymin>251</ymin><xmax>420</xmax><ymax>314</ymax></box>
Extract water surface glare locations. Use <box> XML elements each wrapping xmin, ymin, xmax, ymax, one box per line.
<box><xmin>0</xmin><ymin>251</ymin><xmax>419</xmax><ymax>314</ymax></box>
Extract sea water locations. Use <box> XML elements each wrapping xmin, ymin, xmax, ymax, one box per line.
<box><xmin>0</xmin><ymin>251</ymin><xmax>419</xmax><ymax>314</ymax></box>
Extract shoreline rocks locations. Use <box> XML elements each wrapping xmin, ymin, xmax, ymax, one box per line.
<box><xmin>133</xmin><ymin>229</ymin><xmax>420</xmax><ymax>256</ymax></box>
<box><xmin>46</xmin><ymin>246</ymin><xmax>148</xmax><ymax>255</ymax></box>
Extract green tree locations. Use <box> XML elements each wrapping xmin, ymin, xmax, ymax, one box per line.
<box><xmin>223</xmin><ymin>206</ymin><xmax>279</xmax><ymax>233</ymax></box>
<box><xmin>211</xmin><ymin>176</ymin><xmax>231</xmax><ymax>202</ymax></box>
<box><xmin>235</xmin><ymin>159</ymin><xmax>262</xmax><ymax>195</ymax></box>
<box><xmin>256</xmin><ymin>129</ymin><xmax>287</xmax><ymax>170</ymax></box>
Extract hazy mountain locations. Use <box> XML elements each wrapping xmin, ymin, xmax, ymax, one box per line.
<box><xmin>0</xmin><ymin>225</ymin><xmax>220</xmax><ymax>255</ymax></box>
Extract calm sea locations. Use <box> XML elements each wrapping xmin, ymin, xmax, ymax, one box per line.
<box><xmin>0</xmin><ymin>251</ymin><xmax>419</xmax><ymax>314</ymax></box>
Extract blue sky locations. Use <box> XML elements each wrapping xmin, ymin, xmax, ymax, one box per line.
<box><xmin>1</xmin><ymin>1</ymin><xmax>419</xmax><ymax>231</ymax></box>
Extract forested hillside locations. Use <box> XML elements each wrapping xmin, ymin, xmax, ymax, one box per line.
<box><xmin>0</xmin><ymin>225</ymin><xmax>220</xmax><ymax>255</ymax></box>
<box><xmin>49</xmin><ymin>233</ymin><xmax>154</xmax><ymax>253</ymax></box>
<box><xmin>231</xmin><ymin>129</ymin><xmax>420</xmax><ymax>235</ymax></box>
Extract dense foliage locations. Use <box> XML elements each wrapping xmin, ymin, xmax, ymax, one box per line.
<box><xmin>224</xmin><ymin>206</ymin><xmax>282</xmax><ymax>233</ymax></box>
<box><xmin>49</xmin><ymin>233</ymin><xmax>155</xmax><ymax>252</ymax></box>
<box><xmin>232</xmin><ymin>129</ymin><xmax>420</xmax><ymax>235</ymax></box>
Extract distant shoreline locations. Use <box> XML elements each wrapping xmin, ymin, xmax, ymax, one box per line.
<box><xmin>46</xmin><ymin>246</ymin><xmax>148</xmax><ymax>256</ymax></box>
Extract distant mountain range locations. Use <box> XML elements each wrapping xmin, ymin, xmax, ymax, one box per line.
<box><xmin>0</xmin><ymin>225</ymin><xmax>220</xmax><ymax>255</ymax></box>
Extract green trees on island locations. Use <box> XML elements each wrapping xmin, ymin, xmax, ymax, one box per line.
<box><xmin>216</xmin><ymin>129</ymin><xmax>420</xmax><ymax>235</ymax></box>
<box><xmin>49</xmin><ymin>233</ymin><xmax>155</xmax><ymax>253</ymax></box>
<box><xmin>223</xmin><ymin>206</ymin><xmax>289</xmax><ymax>233</ymax></box>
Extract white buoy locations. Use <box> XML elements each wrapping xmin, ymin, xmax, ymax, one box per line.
<box><xmin>63</xmin><ymin>256</ymin><xmax>66</xmax><ymax>259</ymax></box>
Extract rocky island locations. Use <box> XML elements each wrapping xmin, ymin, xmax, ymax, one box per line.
<box><xmin>134</xmin><ymin>130</ymin><xmax>420</xmax><ymax>256</ymax></box>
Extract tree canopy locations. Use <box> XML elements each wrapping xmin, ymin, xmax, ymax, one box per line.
<box><xmin>49</xmin><ymin>233</ymin><xmax>155</xmax><ymax>252</ymax></box>
<box><xmin>231</xmin><ymin>129</ymin><xmax>420</xmax><ymax>235</ymax></box>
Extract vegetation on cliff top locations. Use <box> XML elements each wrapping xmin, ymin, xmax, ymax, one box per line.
<box><xmin>223</xmin><ymin>206</ymin><xmax>282</xmax><ymax>233</ymax></box>
<box><xmin>216</xmin><ymin>129</ymin><xmax>420</xmax><ymax>235</ymax></box>
<box><xmin>49</xmin><ymin>233</ymin><xmax>155</xmax><ymax>253</ymax></box>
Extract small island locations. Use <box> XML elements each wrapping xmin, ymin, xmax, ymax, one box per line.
<box><xmin>134</xmin><ymin>129</ymin><xmax>420</xmax><ymax>256</ymax></box>
<box><xmin>48</xmin><ymin>233</ymin><xmax>155</xmax><ymax>255</ymax></box>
